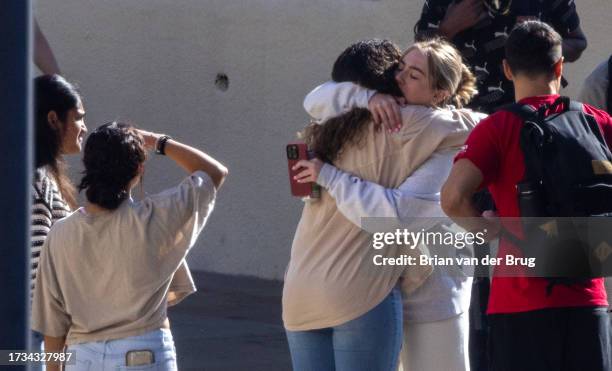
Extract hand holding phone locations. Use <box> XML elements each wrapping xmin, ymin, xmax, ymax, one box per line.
<box><xmin>292</xmin><ymin>158</ymin><xmax>323</xmax><ymax>184</ymax></box>
<box><xmin>286</xmin><ymin>142</ymin><xmax>320</xmax><ymax>198</ymax></box>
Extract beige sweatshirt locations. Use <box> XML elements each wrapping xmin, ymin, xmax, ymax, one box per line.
<box><xmin>283</xmin><ymin>104</ymin><xmax>482</xmax><ymax>331</ymax></box>
<box><xmin>31</xmin><ymin>171</ymin><xmax>216</xmax><ymax>345</ymax></box>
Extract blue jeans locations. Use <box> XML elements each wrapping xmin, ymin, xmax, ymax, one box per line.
<box><xmin>286</xmin><ymin>287</ymin><xmax>403</xmax><ymax>371</ymax></box>
<box><xmin>65</xmin><ymin>329</ymin><xmax>177</xmax><ymax>371</ymax></box>
<box><xmin>29</xmin><ymin>330</ymin><xmax>44</xmax><ymax>371</ymax></box>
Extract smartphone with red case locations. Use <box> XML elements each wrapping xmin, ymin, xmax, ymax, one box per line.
<box><xmin>287</xmin><ymin>142</ymin><xmax>317</xmax><ymax>197</ymax></box>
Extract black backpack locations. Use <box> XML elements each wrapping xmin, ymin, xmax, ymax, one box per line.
<box><xmin>502</xmin><ymin>96</ymin><xmax>612</xmax><ymax>287</ymax></box>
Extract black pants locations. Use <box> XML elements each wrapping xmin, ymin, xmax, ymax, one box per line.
<box><xmin>469</xmin><ymin>189</ymin><xmax>495</xmax><ymax>371</ymax></box>
<box><xmin>488</xmin><ymin>307</ymin><xmax>612</xmax><ymax>371</ymax></box>
<box><xmin>469</xmin><ymin>276</ymin><xmax>490</xmax><ymax>371</ymax></box>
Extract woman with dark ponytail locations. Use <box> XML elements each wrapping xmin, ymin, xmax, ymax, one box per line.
<box><xmin>31</xmin><ymin>122</ymin><xmax>227</xmax><ymax>371</ymax></box>
<box><xmin>30</xmin><ymin>74</ymin><xmax>86</xmax><ymax>363</ymax></box>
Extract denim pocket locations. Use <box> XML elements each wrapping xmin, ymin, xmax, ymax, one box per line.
<box><xmin>65</xmin><ymin>358</ymin><xmax>91</xmax><ymax>371</ymax></box>
<box><xmin>117</xmin><ymin>363</ymin><xmax>158</xmax><ymax>371</ymax></box>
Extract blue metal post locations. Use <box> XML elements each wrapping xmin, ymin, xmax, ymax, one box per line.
<box><xmin>0</xmin><ymin>0</ymin><xmax>32</xmax><ymax>368</ymax></box>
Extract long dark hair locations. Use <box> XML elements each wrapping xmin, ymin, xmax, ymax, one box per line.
<box><xmin>78</xmin><ymin>122</ymin><xmax>147</xmax><ymax>210</ymax></box>
<box><xmin>301</xmin><ymin>39</ymin><xmax>402</xmax><ymax>163</ymax></box>
<box><xmin>34</xmin><ymin>74</ymin><xmax>81</xmax><ymax>209</ymax></box>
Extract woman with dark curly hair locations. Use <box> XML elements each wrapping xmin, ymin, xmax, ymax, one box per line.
<box><xmin>31</xmin><ymin>122</ymin><xmax>227</xmax><ymax>371</ymax></box>
<box><xmin>283</xmin><ymin>38</ymin><xmax>485</xmax><ymax>371</ymax></box>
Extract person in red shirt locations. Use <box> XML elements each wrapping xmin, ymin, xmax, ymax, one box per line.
<box><xmin>441</xmin><ymin>21</ymin><xmax>611</xmax><ymax>371</ymax></box>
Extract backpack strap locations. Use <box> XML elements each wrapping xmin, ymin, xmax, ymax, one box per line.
<box><xmin>561</xmin><ymin>97</ymin><xmax>609</xmax><ymax>150</ymax></box>
<box><xmin>500</xmin><ymin>102</ymin><xmax>538</xmax><ymax>122</ymax></box>
<box><xmin>543</xmin><ymin>97</ymin><xmax>610</xmax><ymax>155</ymax></box>
<box><xmin>549</xmin><ymin>96</ymin><xmax>583</xmax><ymax>113</ymax></box>
<box><xmin>566</xmin><ymin>99</ymin><xmax>583</xmax><ymax>112</ymax></box>
<box><xmin>607</xmin><ymin>55</ymin><xmax>612</xmax><ymax>115</ymax></box>
<box><xmin>502</xmin><ymin>97</ymin><xmax>583</xmax><ymax>117</ymax></box>
<box><xmin>500</xmin><ymin>228</ymin><xmax>523</xmax><ymax>247</ymax></box>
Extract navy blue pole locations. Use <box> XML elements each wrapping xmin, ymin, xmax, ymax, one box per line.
<box><xmin>0</xmin><ymin>0</ymin><xmax>31</xmax><ymax>368</ymax></box>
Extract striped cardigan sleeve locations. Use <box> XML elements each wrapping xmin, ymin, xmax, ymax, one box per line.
<box><xmin>30</xmin><ymin>170</ymin><xmax>70</xmax><ymax>297</ymax></box>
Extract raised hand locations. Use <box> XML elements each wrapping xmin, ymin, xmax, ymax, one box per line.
<box><xmin>439</xmin><ymin>0</ymin><xmax>487</xmax><ymax>39</ymax></box>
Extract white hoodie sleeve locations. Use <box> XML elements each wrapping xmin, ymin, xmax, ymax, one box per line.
<box><xmin>316</xmin><ymin>150</ymin><xmax>453</xmax><ymax>233</ymax></box>
<box><xmin>303</xmin><ymin>81</ymin><xmax>375</xmax><ymax>122</ymax></box>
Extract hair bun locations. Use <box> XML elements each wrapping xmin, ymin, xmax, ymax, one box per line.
<box><xmin>451</xmin><ymin>64</ymin><xmax>478</xmax><ymax>108</ymax></box>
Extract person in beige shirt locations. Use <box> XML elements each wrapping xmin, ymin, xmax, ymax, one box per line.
<box><xmin>31</xmin><ymin>122</ymin><xmax>227</xmax><ymax>371</ymax></box>
<box><xmin>284</xmin><ymin>38</ymin><xmax>482</xmax><ymax>371</ymax></box>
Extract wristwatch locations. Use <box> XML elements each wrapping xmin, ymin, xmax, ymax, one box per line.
<box><xmin>155</xmin><ymin>135</ymin><xmax>172</xmax><ymax>155</ymax></box>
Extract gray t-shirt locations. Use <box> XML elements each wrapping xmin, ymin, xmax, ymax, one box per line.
<box><xmin>32</xmin><ymin>171</ymin><xmax>216</xmax><ymax>345</ymax></box>
<box><xmin>578</xmin><ymin>59</ymin><xmax>612</xmax><ymax>309</ymax></box>
<box><xmin>578</xmin><ymin>58</ymin><xmax>609</xmax><ymax>112</ymax></box>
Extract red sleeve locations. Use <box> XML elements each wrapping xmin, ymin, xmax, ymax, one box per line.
<box><xmin>583</xmin><ymin>104</ymin><xmax>612</xmax><ymax>150</ymax></box>
<box><xmin>454</xmin><ymin>116</ymin><xmax>501</xmax><ymax>187</ymax></box>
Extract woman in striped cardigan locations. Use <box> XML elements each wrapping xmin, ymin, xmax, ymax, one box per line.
<box><xmin>30</xmin><ymin>74</ymin><xmax>87</xmax><ymax>358</ymax></box>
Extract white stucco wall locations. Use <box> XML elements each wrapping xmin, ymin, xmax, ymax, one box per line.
<box><xmin>35</xmin><ymin>0</ymin><xmax>612</xmax><ymax>280</ymax></box>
